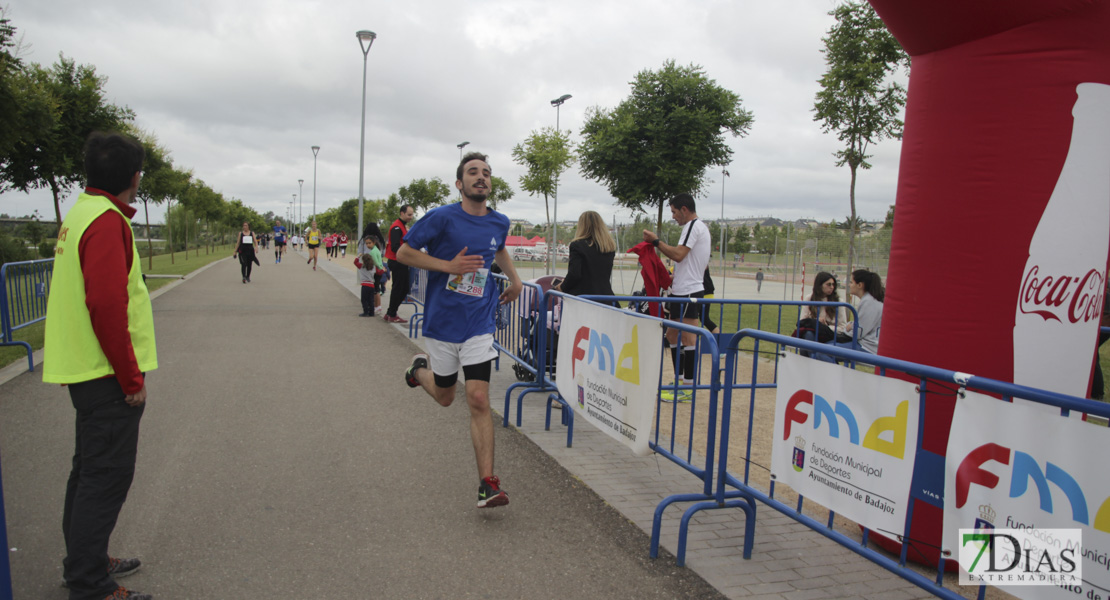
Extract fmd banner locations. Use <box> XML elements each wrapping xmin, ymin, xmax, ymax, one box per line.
<box><xmin>771</xmin><ymin>354</ymin><xmax>920</xmax><ymax>536</ymax></box>
<box><xmin>944</xmin><ymin>391</ymin><xmax>1110</xmax><ymax>599</ymax></box>
<box><xmin>556</xmin><ymin>295</ymin><xmax>662</xmax><ymax>457</ymax></box>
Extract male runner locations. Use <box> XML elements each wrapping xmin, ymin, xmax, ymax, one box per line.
<box><xmin>398</xmin><ymin>152</ymin><xmax>523</xmax><ymax>508</ymax></box>
<box><xmin>383</xmin><ymin>205</ymin><xmax>415</xmax><ymax>323</ymax></box>
<box><xmin>642</xmin><ymin>193</ymin><xmax>711</xmax><ymax>402</ymax></box>
<box><xmin>273</xmin><ymin>219</ymin><xmax>288</xmax><ymax>263</ymax></box>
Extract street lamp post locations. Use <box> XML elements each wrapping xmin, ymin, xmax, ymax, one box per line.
<box><xmin>356</xmin><ymin>29</ymin><xmax>377</xmax><ymax>247</ymax></box>
<box><xmin>456</xmin><ymin>141</ymin><xmax>470</xmax><ymax>199</ymax></box>
<box><xmin>720</xmin><ymin>168</ymin><xmax>730</xmax><ymax>299</ymax></box>
<box><xmin>311</xmin><ymin>146</ymin><xmax>320</xmax><ymax>221</ymax></box>
<box><xmin>297</xmin><ymin>179</ymin><xmax>304</xmax><ymax>233</ymax></box>
<box><xmin>549</xmin><ymin>94</ymin><xmax>572</xmax><ymax>274</ymax></box>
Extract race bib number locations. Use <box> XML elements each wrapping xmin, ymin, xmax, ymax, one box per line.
<box><xmin>447</xmin><ymin>269</ymin><xmax>489</xmax><ymax>297</ymax></box>
<box><xmin>242</xmin><ymin>235</ymin><xmax>253</xmax><ymax>244</ymax></box>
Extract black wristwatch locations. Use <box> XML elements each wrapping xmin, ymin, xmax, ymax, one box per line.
<box><xmin>652</xmin><ymin>239</ymin><xmax>660</xmax><ymax>248</ymax></box>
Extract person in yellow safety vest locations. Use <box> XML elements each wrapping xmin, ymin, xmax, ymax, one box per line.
<box><xmin>42</xmin><ymin>132</ymin><xmax>156</xmax><ymax>600</ymax></box>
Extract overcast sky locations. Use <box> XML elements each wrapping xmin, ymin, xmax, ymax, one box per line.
<box><xmin>2</xmin><ymin>0</ymin><xmax>906</xmax><ymax>228</ymax></box>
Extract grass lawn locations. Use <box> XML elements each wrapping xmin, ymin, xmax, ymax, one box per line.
<box><xmin>0</xmin><ymin>244</ymin><xmax>234</xmax><ymax>370</ymax></box>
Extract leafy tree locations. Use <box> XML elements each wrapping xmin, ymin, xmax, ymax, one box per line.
<box><xmin>730</xmin><ymin>225</ymin><xmax>751</xmax><ymax>254</ymax></box>
<box><xmin>0</xmin><ymin>10</ymin><xmax>24</xmax><ymax>159</ymax></box>
<box><xmin>578</xmin><ymin>60</ymin><xmax>753</xmax><ymax>231</ymax></box>
<box><xmin>884</xmin><ymin>204</ymin><xmax>895</xmax><ymax>228</ymax></box>
<box><xmin>134</xmin><ymin>134</ymin><xmax>183</xmax><ymax>267</ymax></box>
<box><xmin>487</xmin><ymin>175</ymin><xmax>514</xmax><ymax>211</ymax></box>
<box><xmin>511</xmin><ymin>127</ymin><xmax>574</xmax><ymax>270</ymax></box>
<box><xmin>0</xmin><ymin>56</ymin><xmax>134</xmax><ymax>225</ymax></box>
<box><xmin>813</xmin><ymin>0</ymin><xmax>908</xmax><ymax>275</ymax></box>
<box><xmin>397</xmin><ymin>177</ymin><xmax>451</xmax><ymax>212</ymax></box>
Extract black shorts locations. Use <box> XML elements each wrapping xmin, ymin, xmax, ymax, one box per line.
<box><xmin>667</xmin><ymin>291</ymin><xmax>706</xmax><ymax>320</ymax></box>
<box><xmin>275</xmin><ymin>240</ymin><xmax>286</xmax><ymax>247</ymax></box>
<box><xmin>432</xmin><ymin>360</ymin><xmax>492</xmax><ymax>388</ymax></box>
<box><xmin>308</xmin><ymin>243</ymin><xmax>320</xmax><ymax>249</ymax></box>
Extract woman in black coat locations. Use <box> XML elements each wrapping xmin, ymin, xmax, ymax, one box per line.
<box><xmin>557</xmin><ymin>210</ymin><xmax>616</xmax><ymax>300</ymax></box>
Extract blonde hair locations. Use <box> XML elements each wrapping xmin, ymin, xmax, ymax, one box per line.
<box><xmin>572</xmin><ymin>211</ymin><xmax>616</xmax><ymax>254</ymax></box>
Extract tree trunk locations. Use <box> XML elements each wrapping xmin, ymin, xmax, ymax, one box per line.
<box><xmin>167</xmin><ymin>199</ymin><xmax>175</xmax><ymax>264</ymax></box>
<box><xmin>847</xmin><ymin>163</ymin><xmax>857</xmax><ymax>279</ymax></box>
<box><xmin>184</xmin><ymin>212</ymin><xmax>189</xmax><ymax>261</ymax></box>
<box><xmin>143</xmin><ymin>199</ymin><xmax>153</xmax><ymax>271</ymax></box>
<box><xmin>544</xmin><ymin>193</ymin><xmax>552</xmax><ymax>274</ymax></box>
<box><xmin>50</xmin><ymin>178</ymin><xmax>63</xmax><ymax>227</ymax></box>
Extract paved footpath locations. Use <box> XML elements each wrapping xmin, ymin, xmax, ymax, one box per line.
<box><xmin>0</xmin><ymin>250</ymin><xmax>944</xmax><ymax>600</ymax></box>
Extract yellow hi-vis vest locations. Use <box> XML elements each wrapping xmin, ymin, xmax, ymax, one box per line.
<box><xmin>43</xmin><ymin>192</ymin><xmax>158</xmax><ymax>384</ymax></box>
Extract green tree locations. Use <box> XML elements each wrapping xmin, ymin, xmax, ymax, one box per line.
<box><xmin>730</xmin><ymin>225</ymin><xmax>751</xmax><ymax>254</ymax></box>
<box><xmin>134</xmin><ymin>134</ymin><xmax>181</xmax><ymax>266</ymax></box>
<box><xmin>0</xmin><ymin>10</ymin><xmax>24</xmax><ymax>159</ymax></box>
<box><xmin>0</xmin><ymin>56</ymin><xmax>134</xmax><ymax>225</ymax></box>
<box><xmin>397</xmin><ymin>177</ymin><xmax>451</xmax><ymax>212</ymax></box>
<box><xmin>511</xmin><ymin>127</ymin><xmax>574</xmax><ymax>270</ymax></box>
<box><xmin>578</xmin><ymin>60</ymin><xmax>753</xmax><ymax>231</ymax></box>
<box><xmin>884</xmin><ymin>204</ymin><xmax>895</xmax><ymax>228</ymax></box>
<box><xmin>813</xmin><ymin>0</ymin><xmax>908</xmax><ymax>276</ymax></box>
<box><xmin>487</xmin><ymin>175</ymin><xmax>514</xmax><ymax>211</ymax></box>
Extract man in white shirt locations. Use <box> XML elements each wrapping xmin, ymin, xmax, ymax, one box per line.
<box><xmin>643</xmin><ymin>193</ymin><xmax>711</xmax><ymax>401</ymax></box>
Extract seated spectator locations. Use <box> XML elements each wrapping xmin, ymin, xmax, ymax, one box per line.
<box><xmin>830</xmin><ymin>269</ymin><xmax>884</xmax><ymax>356</ymax></box>
<box><xmin>799</xmin><ymin>271</ymin><xmax>850</xmax><ymax>344</ymax></box>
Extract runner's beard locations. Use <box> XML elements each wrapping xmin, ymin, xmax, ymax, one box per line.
<box><xmin>462</xmin><ymin>187</ymin><xmax>489</xmax><ymax>203</ymax></box>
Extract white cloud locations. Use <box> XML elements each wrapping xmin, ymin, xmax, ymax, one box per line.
<box><xmin>2</xmin><ymin>0</ymin><xmax>902</xmax><ymax>229</ymax></box>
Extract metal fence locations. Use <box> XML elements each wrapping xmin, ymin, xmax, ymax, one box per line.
<box><xmin>0</xmin><ymin>258</ymin><xmax>55</xmax><ymax>372</ymax></box>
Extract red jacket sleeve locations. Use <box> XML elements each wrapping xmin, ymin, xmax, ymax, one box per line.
<box><xmin>78</xmin><ymin>211</ymin><xmax>145</xmax><ymax>394</ymax></box>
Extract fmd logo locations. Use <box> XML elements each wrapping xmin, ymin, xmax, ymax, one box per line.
<box><xmin>781</xmin><ymin>389</ymin><xmax>911</xmax><ymax>460</ymax></box>
<box><xmin>570</xmin><ymin>324</ymin><xmax>641</xmax><ymax>385</ymax></box>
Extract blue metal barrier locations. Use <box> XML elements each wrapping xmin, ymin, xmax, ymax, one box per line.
<box><xmin>547</xmin><ymin>292</ymin><xmax>751</xmax><ymax>566</ymax></box>
<box><xmin>1</xmin><ymin>258</ymin><xmax>55</xmax><ymax>372</ymax></box>
<box><xmin>404</xmin><ymin>267</ymin><xmax>428</xmax><ymax>338</ymax></box>
<box><xmin>492</xmin><ymin>276</ymin><xmax>563</xmax><ymax>434</ymax></box>
<box><xmin>712</xmin><ymin>329</ymin><xmax>1110</xmax><ymax>599</ymax></box>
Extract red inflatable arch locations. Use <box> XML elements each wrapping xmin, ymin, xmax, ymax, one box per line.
<box><xmin>868</xmin><ymin>0</ymin><xmax>1110</xmax><ymax>566</ymax></box>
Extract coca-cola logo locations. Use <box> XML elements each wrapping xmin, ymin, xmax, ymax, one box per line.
<box><xmin>1018</xmin><ymin>265</ymin><xmax>1105</xmax><ymax>323</ymax></box>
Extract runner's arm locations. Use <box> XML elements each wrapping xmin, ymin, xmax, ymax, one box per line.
<box><xmin>397</xmin><ymin>243</ymin><xmax>483</xmax><ymax>275</ymax></box>
<box><xmin>493</xmin><ymin>246</ymin><xmax>523</xmax><ymax>304</ymax></box>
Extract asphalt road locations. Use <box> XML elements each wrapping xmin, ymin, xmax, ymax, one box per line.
<box><xmin>0</xmin><ymin>255</ymin><xmax>724</xmax><ymax>599</ymax></box>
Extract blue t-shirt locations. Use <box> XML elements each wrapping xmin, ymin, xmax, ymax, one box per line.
<box><xmin>403</xmin><ymin>203</ymin><xmax>509</xmax><ymax>343</ymax></box>
<box><xmin>273</xmin><ymin>225</ymin><xmax>287</xmax><ymax>242</ymax></box>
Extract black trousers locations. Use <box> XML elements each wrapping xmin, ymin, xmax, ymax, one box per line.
<box><xmin>63</xmin><ymin>377</ymin><xmax>145</xmax><ymax>600</ymax></box>
<box><xmin>361</xmin><ymin>284</ymin><xmax>376</xmax><ymax>315</ymax></box>
<box><xmin>386</xmin><ymin>259</ymin><xmax>409</xmax><ymax>317</ymax></box>
<box><xmin>239</xmin><ymin>251</ymin><xmax>254</xmax><ymax>279</ymax></box>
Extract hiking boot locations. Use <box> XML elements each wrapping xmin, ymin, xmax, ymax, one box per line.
<box><xmin>103</xmin><ymin>586</ymin><xmax>152</xmax><ymax>600</ymax></box>
<box><xmin>405</xmin><ymin>354</ymin><xmax>428</xmax><ymax>388</ymax></box>
<box><xmin>659</xmin><ymin>389</ymin><xmax>692</xmax><ymax>403</ymax></box>
<box><xmin>478</xmin><ymin>476</ymin><xmax>509</xmax><ymax>508</ymax></box>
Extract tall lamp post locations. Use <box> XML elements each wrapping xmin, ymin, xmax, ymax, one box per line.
<box><xmin>297</xmin><ymin>179</ymin><xmax>304</xmax><ymax>233</ymax></box>
<box><xmin>457</xmin><ymin>141</ymin><xmax>470</xmax><ymax>198</ymax></box>
<box><xmin>356</xmin><ymin>29</ymin><xmax>377</xmax><ymax>247</ymax></box>
<box><xmin>720</xmin><ymin>168</ymin><xmax>730</xmax><ymax>299</ymax></box>
<box><xmin>550</xmin><ymin>94</ymin><xmax>572</xmax><ymax>273</ymax></box>
<box><xmin>311</xmin><ymin>146</ymin><xmax>320</xmax><ymax>221</ymax></box>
